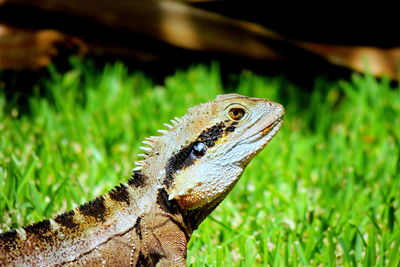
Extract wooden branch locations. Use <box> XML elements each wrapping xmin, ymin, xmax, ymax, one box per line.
<box><xmin>0</xmin><ymin>0</ymin><xmax>399</xmax><ymax>79</ymax></box>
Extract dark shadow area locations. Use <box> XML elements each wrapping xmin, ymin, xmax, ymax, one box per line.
<box><xmin>191</xmin><ymin>2</ymin><xmax>400</xmax><ymax>47</ymax></box>
<box><xmin>0</xmin><ymin>70</ymin><xmax>46</xmax><ymax>114</ymax></box>
<box><xmin>0</xmin><ymin>51</ymin><xmax>353</xmax><ymax>118</ymax></box>
<box><xmin>0</xmin><ymin>2</ymin><xmax>394</xmax><ymax>116</ymax></box>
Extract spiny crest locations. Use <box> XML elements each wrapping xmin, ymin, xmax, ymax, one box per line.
<box><xmin>133</xmin><ymin>111</ymin><xmax>193</xmax><ymax>171</ymax></box>
<box><xmin>133</xmin><ymin>136</ymin><xmax>159</xmax><ymax>170</ymax></box>
<box><xmin>132</xmin><ymin>99</ymin><xmax>219</xmax><ymax>172</ymax></box>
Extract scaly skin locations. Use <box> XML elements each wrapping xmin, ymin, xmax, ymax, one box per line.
<box><xmin>0</xmin><ymin>94</ymin><xmax>284</xmax><ymax>266</ymax></box>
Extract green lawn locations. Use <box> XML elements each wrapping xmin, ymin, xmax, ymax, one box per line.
<box><xmin>0</xmin><ymin>60</ymin><xmax>399</xmax><ymax>266</ymax></box>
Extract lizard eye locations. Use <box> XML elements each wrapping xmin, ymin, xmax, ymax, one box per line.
<box><xmin>228</xmin><ymin>108</ymin><xmax>245</xmax><ymax>120</ymax></box>
<box><xmin>192</xmin><ymin>141</ymin><xmax>206</xmax><ymax>158</ymax></box>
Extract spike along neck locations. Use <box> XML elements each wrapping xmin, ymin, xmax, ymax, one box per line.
<box><xmin>133</xmin><ymin>113</ymin><xmax>194</xmax><ymax>188</ymax></box>
<box><xmin>134</xmin><ymin>108</ymin><xmax>243</xmax><ymax>212</ymax></box>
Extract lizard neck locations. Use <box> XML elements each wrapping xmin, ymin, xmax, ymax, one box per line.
<box><xmin>0</xmin><ymin>170</ymin><xmax>189</xmax><ymax>266</ymax></box>
<box><xmin>135</xmin><ymin>126</ymin><xmax>238</xmax><ymax>235</ymax></box>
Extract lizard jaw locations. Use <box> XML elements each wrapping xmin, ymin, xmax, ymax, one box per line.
<box><xmin>262</xmin><ymin>116</ymin><xmax>282</xmax><ymax>133</ymax></box>
<box><xmin>240</xmin><ymin>115</ymin><xmax>283</xmax><ymax>146</ymax></box>
<box><xmin>261</xmin><ymin>116</ymin><xmax>283</xmax><ymax>139</ymax></box>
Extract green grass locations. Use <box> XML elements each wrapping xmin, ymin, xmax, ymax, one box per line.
<box><xmin>1</xmin><ymin>59</ymin><xmax>399</xmax><ymax>266</ymax></box>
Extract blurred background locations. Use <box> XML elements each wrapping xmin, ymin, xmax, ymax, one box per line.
<box><xmin>0</xmin><ymin>0</ymin><xmax>399</xmax><ymax>80</ymax></box>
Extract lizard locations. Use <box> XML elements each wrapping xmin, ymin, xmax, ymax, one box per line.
<box><xmin>0</xmin><ymin>93</ymin><xmax>284</xmax><ymax>266</ymax></box>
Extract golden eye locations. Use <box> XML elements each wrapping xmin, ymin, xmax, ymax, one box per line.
<box><xmin>228</xmin><ymin>108</ymin><xmax>245</xmax><ymax>120</ymax></box>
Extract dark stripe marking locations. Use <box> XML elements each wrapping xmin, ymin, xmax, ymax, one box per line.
<box><xmin>128</xmin><ymin>171</ymin><xmax>147</xmax><ymax>188</ymax></box>
<box><xmin>164</xmin><ymin>142</ymin><xmax>196</xmax><ymax>188</ymax></box>
<box><xmin>149</xmin><ymin>252</ymin><xmax>163</xmax><ymax>265</ymax></box>
<box><xmin>54</xmin><ymin>210</ymin><xmax>78</xmax><ymax>229</ymax></box>
<box><xmin>225</xmin><ymin>125</ymin><xmax>236</xmax><ymax>132</ymax></box>
<box><xmin>23</xmin><ymin>219</ymin><xmax>51</xmax><ymax>236</ymax></box>
<box><xmin>157</xmin><ymin>189</ymin><xmax>179</xmax><ymax>215</ymax></box>
<box><xmin>136</xmin><ymin>251</ymin><xmax>150</xmax><ymax>267</ymax></box>
<box><xmin>197</xmin><ymin>121</ymin><xmax>225</xmax><ymax>147</ymax></box>
<box><xmin>135</xmin><ymin>251</ymin><xmax>161</xmax><ymax>267</ymax></box>
<box><xmin>225</xmin><ymin>121</ymin><xmax>238</xmax><ymax>133</ymax></box>
<box><xmin>79</xmin><ymin>196</ymin><xmax>106</xmax><ymax>221</ymax></box>
<box><xmin>134</xmin><ymin>216</ymin><xmax>142</xmax><ymax>240</ymax></box>
<box><xmin>22</xmin><ymin>219</ymin><xmax>54</xmax><ymax>243</ymax></box>
<box><xmin>0</xmin><ymin>229</ymin><xmax>18</xmax><ymax>252</ymax></box>
<box><xmin>165</xmin><ymin>121</ymin><xmax>234</xmax><ymax>188</ymax></box>
<box><xmin>109</xmin><ymin>183</ymin><xmax>130</xmax><ymax>204</ymax></box>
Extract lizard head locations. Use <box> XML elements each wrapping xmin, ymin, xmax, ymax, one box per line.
<box><xmin>137</xmin><ymin>94</ymin><xmax>284</xmax><ymax>210</ymax></box>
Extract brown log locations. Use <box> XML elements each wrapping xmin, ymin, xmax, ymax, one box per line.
<box><xmin>0</xmin><ymin>0</ymin><xmax>399</xmax><ymax>79</ymax></box>
<box><xmin>0</xmin><ymin>24</ymin><xmax>84</xmax><ymax>70</ymax></box>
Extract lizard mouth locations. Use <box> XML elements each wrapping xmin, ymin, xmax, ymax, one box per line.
<box><xmin>239</xmin><ymin>115</ymin><xmax>283</xmax><ymax>145</ymax></box>
<box><xmin>261</xmin><ymin>116</ymin><xmax>283</xmax><ymax>137</ymax></box>
<box><xmin>234</xmin><ymin>115</ymin><xmax>283</xmax><ymax>167</ymax></box>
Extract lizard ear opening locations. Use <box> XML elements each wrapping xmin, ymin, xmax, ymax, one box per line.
<box><xmin>191</xmin><ymin>142</ymin><xmax>206</xmax><ymax>158</ymax></box>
